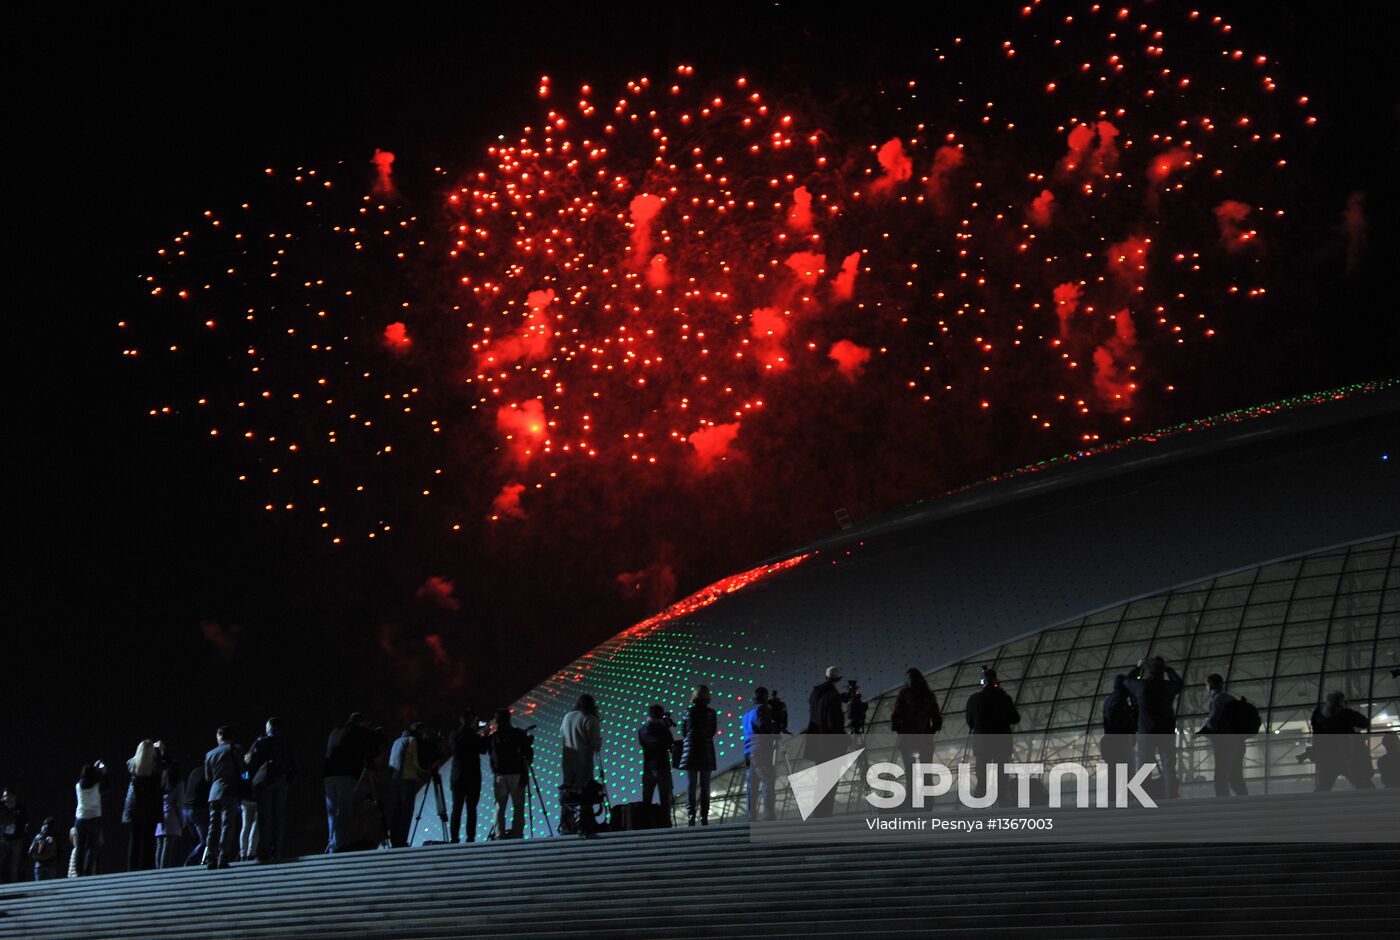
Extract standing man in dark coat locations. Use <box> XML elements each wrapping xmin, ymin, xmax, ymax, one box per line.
<box><xmin>637</xmin><ymin>704</ymin><xmax>676</xmax><ymax>819</ymax></box>
<box><xmin>1124</xmin><ymin>656</ymin><xmax>1184</xmax><ymax>799</ymax></box>
<box><xmin>203</xmin><ymin>726</ymin><xmax>243</xmax><ymax>869</ymax></box>
<box><xmin>1100</xmin><ymin>674</ymin><xmax>1138</xmax><ymax>796</ymax></box>
<box><xmin>805</xmin><ymin>666</ymin><xmax>850</xmax><ymax>817</ymax></box>
<box><xmin>1200</xmin><ymin>674</ymin><xmax>1247</xmax><ymax>797</ymax></box>
<box><xmin>965</xmin><ymin>667</ymin><xmax>1021</xmax><ymax>805</ymax></box>
<box><xmin>245</xmin><ymin>717</ymin><xmax>296</xmax><ymax>861</ymax></box>
<box><xmin>323</xmin><ymin>713</ymin><xmax>385</xmax><ymax>853</ymax></box>
<box><xmin>890</xmin><ymin>669</ymin><xmax>942</xmax><ymax>782</ymax></box>
<box><xmin>448</xmin><ymin>710</ymin><xmax>487</xmax><ymax>843</ymax></box>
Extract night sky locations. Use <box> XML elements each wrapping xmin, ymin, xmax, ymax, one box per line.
<box><xmin>10</xmin><ymin>2</ymin><xmax>1396</xmax><ymax>854</ymax></box>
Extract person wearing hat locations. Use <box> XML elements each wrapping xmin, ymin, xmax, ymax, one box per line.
<box><xmin>805</xmin><ymin>666</ymin><xmax>851</xmax><ymax>817</ymax></box>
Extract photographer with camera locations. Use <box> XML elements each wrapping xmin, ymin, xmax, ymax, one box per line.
<box><xmin>246</xmin><ymin>717</ymin><xmax>297</xmax><ymax>861</ymax></box>
<box><xmin>488</xmin><ymin>709</ymin><xmax>532</xmax><ymax>839</ymax></box>
<box><xmin>1100</xmin><ymin>674</ymin><xmax>1138</xmax><ymax>797</ymax></box>
<box><xmin>388</xmin><ymin>722</ymin><xmax>428</xmax><ymax>847</ymax></box>
<box><xmin>1124</xmin><ymin>655</ymin><xmax>1184</xmax><ymax>799</ymax></box>
<box><xmin>805</xmin><ymin>667</ymin><xmax>850</xmax><ymax>818</ymax></box>
<box><xmin>323</xmin><ymin>712</ymin><xmax>386</xmax><ymax>853</ymax></box>
<box><xmin>637</xmin><ymin>705</ymin><xmax>675</xmax><ymax>819</ymax></box>
<box><xmin>73</xmin><ymin>761</ymin><xmax>107</xmax><ymax>875</ymax></box>
<box><xmin>560</xmin><ymin>695</ymin><xmax>603</xmax><ymax>836</ymax></box>
<box><xmin>449</xmin><ymin>710</ymin><xmax>488</xmax><ymax>843</ymax></box>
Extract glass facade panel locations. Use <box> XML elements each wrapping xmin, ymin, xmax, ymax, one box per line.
<box><xmin>702</xmin><ymin>534</ymin><xmax>1399</xmax><ymax>822</ymax></box>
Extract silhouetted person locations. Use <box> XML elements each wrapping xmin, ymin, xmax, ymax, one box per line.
<box><xmin>388</xmin><ymin>722</ymin><xmax>425</xmax><ymax>847</ymax></box>
<box><xmin>638</xmin><ymin>705</ymin><xmax>675</xmax><ymax>819</ymax></box>
<box><xmin>1124</xmin><ymin>656</ymin><xmax>1184</xmax><ymax>799</ymax></box>
<box><xmin>1310</xmin><ymin>692</ymin><xmax>1373</xmax><ymax>790</ymax></box>
<box><xmin>246</xmin><ymin>717</ymin><xmax>296</xmax><ymax>861</ymax></box>
<box><xmin>154</xmin><ymin>758</ymin><xmax>185</xmax><ymax>868</ymax></box>
<box><xmin>449</xmin><ymin>710</ymin><xmax>487</xmax><ymax>843</ymax></box>
<box><xmin>1100</xmin><ymin>674</ymin><xmax>1137</xmax><ymax>796</ymax></box>
<box><xmin>680</xmin><ymin>687</ymin><xmax>719</xmax><ymax>826</ymax></box>
<box><xmin>122</xmin><ymin>739</ymin><xmax>161</xmax><ymax>871</ymax></box>
<box><xmin>1377</xmin><ymin>732</ymin><xmax>1400</xmax><ymax>788</ymax></box>
<box><xmin>891</xmin><ymin>669</ymin><xmax>942</xmax><ymax>784</ymax></box>
<box><xmin>1200</xmin><ymin>674</ymin><xmax>1247</xmax><ymax>796</ymax></box>
<box><xmin>204</xmin><ymin>726</ymin><xmax>243</xmax><ymax>869</ymax></box>
<box><xmin>742</xmin><ymin>688</ymin><xmax>777</xmax><ymax>821</ymax></box>
<box><xmin>965</xmin><ymin>667</ymin><xmax>1021</xmax><ymax>805</ymax></box>
<box><xmin>806</xmin><ymin>666</ymin><xmax>849</xmax><ymax>817</ymax></box>
<box><xmin>29</xmin><ymin>817</ymin><xmax>62</xmax><ymax>881</ymax></box>
<box><xmin>324</xmin><ymin>712</ymin><xmax>385</xmax><ymax>853</ymax></box>
<box><xmin>0</xmin><ymin>788</ymin><xmax>28</xmax><ymax>883</ymax></box>
<box><xmin>560</xmin><ymin>695</ymin><xmax>602</xmax><ymax>836</ymax></box>
<box><xmin>846</xmin><ymin>680</ymin><xmax>868</xmax><ymax>735</ymax></box>
<box><xmin>488</xmin><ymin>709</ymin><xmax>531</xmax><ymax>839</ymax></box>
<box><xmin>181</xmin><ymin>762</ymin><xmax>209</xmax><ymax>866</ymax></box>
<box><xmin>73</xmin><ymin>763</ymin><xmax>106</xmax><ymax>875</ymax></box>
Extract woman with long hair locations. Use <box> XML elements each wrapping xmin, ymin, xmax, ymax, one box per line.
<box><xmin>122</xmin><ymin>740</ymin><xmax>161</xmax><ymax>871</ymax></box>
<box><xmin>680</xmin><ymin>686</ymin><xmax>718</xmax><ymax>826</ymax></box>
<box><xmin>890</xmin><ymin>668</ymin><xmax>942</xmax><ymax>783</ymax></box>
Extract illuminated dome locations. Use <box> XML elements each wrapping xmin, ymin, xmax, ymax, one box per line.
<box><xmin>423</xmin><ymin>381</ymin><xmax>1397</xmax><ymax>841</ymax></box>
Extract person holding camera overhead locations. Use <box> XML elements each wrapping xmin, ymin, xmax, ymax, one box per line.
<box><xmin>487</xmin><ymin>710</ymin><xmax>532</xmax><ymax>839</ymax></box>
<box><xmin>637</xmin><ymin>704</ymin><xmax>676</xmax><ymax>820</ymax></box>
<box><xmin>323</xmin><ymin>712</ymin><xmax>386</xmax><ymax>854</ymax></box>
<box><xmin>680</xmin><ymin>686</ymin><xmax>719</xmax><ymax>827</ymax></box>
<box><xmin>73</xmin><ymin>762</ymin><xmax>107</xmax><ymax>875</ymax></box>
<box><xmin>449</xmin><ymin>710</ymin><xmax>488</xmax><ymax>843</ymax></box>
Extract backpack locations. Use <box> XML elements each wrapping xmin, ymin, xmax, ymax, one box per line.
<box><xmin>1105</xmin><ymin>692</ymin><xmax>1137</xmax><ymax>734</ymax></box>
<box><xmin>1227</xmin><ymin>696</ymin><xmax>1262</xmax><ymax>736</ymax></box>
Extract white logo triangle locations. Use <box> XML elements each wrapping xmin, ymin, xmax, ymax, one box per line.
<box><xmin>787</xmin><ymin>747</ymin><xmax>865</xmax><ymax>821</ymax></box>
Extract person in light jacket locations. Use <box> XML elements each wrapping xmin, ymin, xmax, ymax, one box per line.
<box><xmin>560</xmin><ymin>695</ymin><xmax>602</xmax><ymax>835</ymax></box>
<box><xmin>680</xmin><ymin>686</ymin><xmax>718</xmax><ymax>826</ymax></box>
<box><xmin>73</xmin><ymin>762</ymin><xmax>106</xmax><ymax>876</ymax></box>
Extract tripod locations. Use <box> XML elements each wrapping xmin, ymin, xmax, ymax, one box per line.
<box><xmin>411</xmin><ymin>761</ymin><xmax>451</xmax><ymax>845</ymax></box>
<box><xmin>356</xmin><ymin>764</ymin><xmax>392</xmax><ymax>850</ymax></box>
<box><xmin>526</xmin><ymin>761</ymin><xmax>554</xmax><ymax>837</ymax></box>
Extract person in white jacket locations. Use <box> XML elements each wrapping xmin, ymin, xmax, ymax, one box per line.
<box><xmin>559</xmin><ymin>695</ymin><xmax>602</xmax><ymax>835</ymax></box>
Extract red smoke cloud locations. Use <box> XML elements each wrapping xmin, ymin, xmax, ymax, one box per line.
<box><xmin>383</xmin><ymin>321</ymin><xmax>411</xmax><ymax>352</ymax></box>
<box><xmin>1058</xmin><ymin>122</ymin><xmax>1119</xmax><ymax>175</ymax></box>
<box><xmin>479</xmin><ymin>289</ymin><xmax>555</xmax><ymax>367</ymax></box>
<box><xmin>870</xmin><ymin>137</ymin><xmax>913</xmax><ymax>196</ymax></box>
<box><xmin>1148</xmin><ymin>147</ymin><xmax>1194</xmax><ymax>182</ymax></box>
<box><xmin>416</xmin><ymin>576</ymin><xmax>461</xmax><ymax>611</ymax></box>
<box><xmin>686</xmin><ymin>422</ymin><xmax>740</xmax><ymax>468</ymax></box>
<box><xmin>615</xmin><ymin>559</ymin><xmax>678</xmax><ymax>613</ymax></box>
<box><xmin>1214</xmin><ymin>200</ymin><xmax>1256</xmax><ymax>253</ymax></box>
<box><xmin>1029</xmin><ymin>189</ymin><xmax>1055</xmax><ymax>228</ymax></box>
<box><xmin>490</xmin><ymin>482</ymin><xmax>527</xmax><ymax>521</ymax></box>
<box><xmin>200</xmin><ymin>620</ymin><xmax>244</xmax><ymax>660</ymax></box>
<box><xmin>832</xmin><ymin>252</ymin><xmax>861</xmax><ymax>301</ymax></box>
<box><xmin>628</xmin><ymin>192</ymin><xmax>664</xmax><ymax>263</ymax></box>
<box><xmin>371</xmin><ymin>149</ymin><xmax>396</xmax><ymax>196</ymax></box>
<box><xmin>829</xmin><ymin>340</ymin><xmax>872</xmax><ymax>379</ymax></box>
<box><xmin>784</xmin><ymin>250</ymin><xmax>826</xmax><ymax>286</ymax></box>
<box><xmin>749</xmin><ymin>306</ymin><xmax>792</xmax><ymax>369</ymax></box>
<box><xmin>1107</xmin><ymin>235</ymin><xmax>1151</xmax><ymax>287</ymax></box>
<box><xmin>788</xmin><ymin>186</ymin><xmax>814</xmax><ymax>232</ymax></box>
<box><xmin>424</xmin><ymin>634</ymin><xmax>451</xmax><ymax>669</ymax></box>
<box><xmin>496</xmin><ymin>399</ymin><xmax>547</xmax><ymax>462</ymax></box>
<box><xmin>925</xmin><ymin>145</ymin><xmax>964</xmax><ymax>208</ymax></box>
<box><xmin>1092</xmin><ymin>309</ymin><xmax>1139</xmax><ymax>410</ymax></box>
<box><xmin>645</xmin><ymin>254</ymin><xmax>671</xmax><ymax>289</ymax></box>
<box><xmin>1053</xmin><ymin>282</ymin><xmax>1082</xmax><ymax>338</ymax></box>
